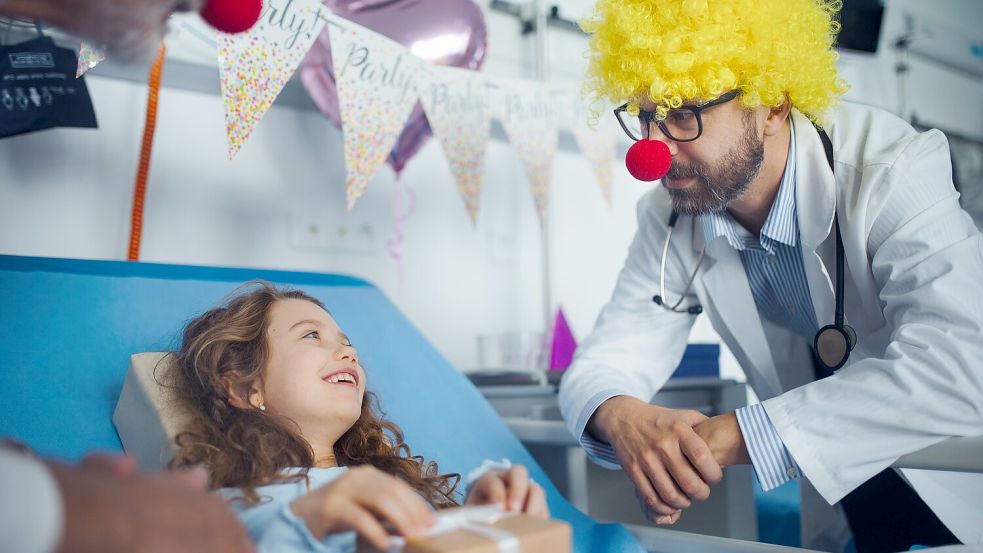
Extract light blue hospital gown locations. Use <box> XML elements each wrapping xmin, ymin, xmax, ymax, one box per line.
<box><xmin>219</xmin><ymin>467</ymin><xmax>357</xmax><ymax>553</ymax></box>
<box><xmin>219</xmin><ymin>460</ymin><xmax>508</xmax><ymax>552</ymax></box>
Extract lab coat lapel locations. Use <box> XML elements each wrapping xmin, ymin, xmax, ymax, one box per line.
<box><xmin>698</xmin><ymin>233</ymin><xmax>783</xmax><ymax>397</ymax></box>
<box><xmin>793</xmin><ymin>110</ymin><xmax>837</xmax><ymax>337</ymax></box>
<box><xmin>791</xmin><ymin>110</ymin><xmax>846</xmax><ymax>549</ymax></box>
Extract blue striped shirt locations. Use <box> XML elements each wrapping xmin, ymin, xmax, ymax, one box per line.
<box><xmin>705</xmin><ymin>125</ymin><xmax>809</xmax><ymax>491</ymax></box>
<box><xmin>579</xmin><ymin>125</ymin><xmax>808</xmax><ymax>491</ymax></box>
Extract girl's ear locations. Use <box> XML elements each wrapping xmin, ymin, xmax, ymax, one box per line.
<box><xmin>222</xmin><ymin>374</ymin><xmax>263</xmax><ymax>410</ymax></box>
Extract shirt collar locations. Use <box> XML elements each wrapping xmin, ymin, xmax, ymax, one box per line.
<box><xmin>700</xmin><ymin>120</ymin><xmax>798</xmax><ymax>253</ymax></box>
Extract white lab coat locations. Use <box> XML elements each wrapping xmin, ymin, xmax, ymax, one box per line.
<box><xmin>558</xmin><ymin>103</ymin><xmax>983</xmax><ymax>549</ymax></box>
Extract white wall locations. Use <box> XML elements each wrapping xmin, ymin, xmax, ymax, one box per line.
<box><xmin>1</xmin><ymin>0</ymin><xmax>981</xmax><ymax>379</ymax></box>
<box><xmin>837</xmin><ymin>0</ymin><xmax>983</xmax><ymax>137</ymax></box>
<box><xmin>0</xmin><ymin>69</ymin><xmax>650</xmax><ymax>373</ymax></box>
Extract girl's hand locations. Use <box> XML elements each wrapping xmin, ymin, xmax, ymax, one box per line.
<box><xmin>290</xmin><ymin>465</ymin><xmax>435</xmax><ymax>550</ymax></box>
<box><xmin>465</xmin><ymin>465</ymin><xmax>549</xmax><ymax>519</ymax></box>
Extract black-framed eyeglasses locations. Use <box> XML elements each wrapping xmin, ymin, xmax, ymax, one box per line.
<box><xmin>614</xmin><ymin>89</ymin><xmax>741</xmax><ymax>143</ymax></box>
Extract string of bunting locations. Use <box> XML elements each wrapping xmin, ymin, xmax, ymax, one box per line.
<box><xmin>77</xmin><ymin>1</ymin><xmax>617</xmax><ymax>225</ymax></box>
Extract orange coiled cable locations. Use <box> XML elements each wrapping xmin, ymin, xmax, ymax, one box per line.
<box><xmin>127</xmin><ymin>43</ymin><xmax>166</xmax><ymax>261</ymax></box>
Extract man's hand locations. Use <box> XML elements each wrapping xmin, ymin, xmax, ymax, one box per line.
<box><xmin>587</xmin><ymin>396</ymin><xmax>723</xmax><ymax>525</ymax></box>
<box><xmin>693</xmin><ymin>413</ymin><xmax>751</xmax><ymax>467</ymax></box>
<box><xmin>0</xmin><ymin>0</ymin><xmax>202</xmax><ymax>62</ymax></box>
<box><xmin>50</xmin><ymin>454</ymin><xmax>256</xmax><ymax>553</ymax></box>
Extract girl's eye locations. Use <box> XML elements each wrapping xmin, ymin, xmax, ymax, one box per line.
<box><xmin>304</xmin><ymin>330</ymin><xmax>320</xmax><ymax>340</ymax></box>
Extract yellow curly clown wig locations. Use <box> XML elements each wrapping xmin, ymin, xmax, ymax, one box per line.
<box><xmin>582</xmin><ymin>0</ymin><xmax>849</xmax><ymax>125</ymax></box>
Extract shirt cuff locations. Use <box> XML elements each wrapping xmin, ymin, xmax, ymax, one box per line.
<box><xmin>736</xmin><ymin>404</ymin><xmax>803</xmax><ymax>491</ymax></box>
<box><xmin>573</xmin><ymin>390</ymin><xmax>627</xmax><ymax>470</ymax></box>
<box><xmin>0</xmin><ymin>448</ymin><xmax>64</xmax><ymax>553</ymax></box>
<box><xmin>275</xmin><ymin>503</ymin><xmax>358</xmax><ymax>552</ymax></box>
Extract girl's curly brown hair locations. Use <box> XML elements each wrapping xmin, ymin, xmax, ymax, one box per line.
<box><xmin>168</xmin><ymin>282</ymin><xmax>460</xmax><ymax>508</ymax></box>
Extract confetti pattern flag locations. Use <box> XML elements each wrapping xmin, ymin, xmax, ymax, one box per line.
<box><xmin>418</xmin><ymin>65</ymin><xmax>490</xmax><ymax>226</ymax></box>
<box><xmin>76</xmin><ymin>42</ymin><xmax>105</xmax><ymax>78</ymax></box>
<box><xmin>218</xmin><ymin>0</ymin><xmax>327</xmax><ymax>159</ymax></box>
<box><xmin>492</xmin><ymin>79</ymin><xmax>558</xmax><ymax>222</ymax></box>
<box><xmin>554</xmin><ymin>85</ymin><xmax>615</xmax><ymax>209</ymax></box>
<box><xmin>572</xmin><ymin>121</ymin><xmax>616</xmax><ymax>209</ymax></box>
<box><xmin>326</xmin><ymin>14</ymin><xmax>425</xmax><ymax>211</ymax></box>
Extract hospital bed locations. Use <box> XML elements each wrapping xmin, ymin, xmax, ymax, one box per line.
<box><xmin>0</xmin><ymin>254</ymin><xmax>838</xmax><ymax>552</ymax></box>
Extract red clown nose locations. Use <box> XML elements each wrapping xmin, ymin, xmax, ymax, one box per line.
<box><xmin>200</xmin><ymin>0</ymin><xmax>263</xmax><ymax>34</ymax></box>
<box><xmin>625</xmin><ymin>140</ymin><xmax>672</xmax><ymax>182</ymax></box>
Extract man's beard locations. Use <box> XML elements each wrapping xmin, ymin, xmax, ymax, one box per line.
<box><xmin>665</xmin><ymin>113</ymin><xmax>765</xmax><ymax>215</ymax></box>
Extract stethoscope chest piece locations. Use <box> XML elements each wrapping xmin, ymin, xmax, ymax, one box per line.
<box><xmin>814</xmin><ymin>323</ymin><xmax>857</xmax><ymax>372</ymax></box>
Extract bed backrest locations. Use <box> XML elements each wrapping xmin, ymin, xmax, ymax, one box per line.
<box><xmin>0</xmin><ymin>254</ymin><xmax>643</xmax><ymax>552</ymax></box>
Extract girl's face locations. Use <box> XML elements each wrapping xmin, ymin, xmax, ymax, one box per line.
<box><xmin>254</xmin><ymin>298</ymin><xmax>366</xmax><ymax>446</ymax></box>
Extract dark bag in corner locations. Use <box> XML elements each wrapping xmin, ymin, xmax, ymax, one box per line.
<box><xmin>0</xmin><ymin>35</ymin><xmax>98</xmax><ymax>139</ymax></box>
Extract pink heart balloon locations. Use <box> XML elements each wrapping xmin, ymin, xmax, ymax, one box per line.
<box><xmin>299</xmin><ymin>0</ymin><xmax>488</xmax><ymax>174</ymax></box>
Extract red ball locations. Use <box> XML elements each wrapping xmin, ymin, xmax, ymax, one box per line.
<box><xmin>200</xmin><ymin>0</ymin><xmax>263</xmax><ymax>34</ymax></box>
<box><xmin>625</xmin><ymin>140</ymin><xmax>672</xmax><ymax>182</ymax></box>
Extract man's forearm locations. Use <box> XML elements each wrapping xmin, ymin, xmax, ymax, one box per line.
<box><xmin>0</xmin><ymin>0</ymin><xmax>72</xmax><ymax>29</ymax></box>
<box><xmin>694</xmin><ymin>412</ymin><xmax>750</xmax><ymax>467</ymax></box>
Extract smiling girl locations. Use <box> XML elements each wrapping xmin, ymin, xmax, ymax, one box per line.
<box><xmin>168</xmin><ymin>283</ymin><xmax>547</xmax><ymax>552</ymax></box>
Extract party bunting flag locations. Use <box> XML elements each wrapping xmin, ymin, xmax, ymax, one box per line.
<box><xmin>554</xmin><ymin>85</ymin><xmax>616</xmax><ymax>209</ymax></box>
<box><xmin>218</xmin><ymin>0</ymin><xmax>327</xmax><ymax>159</ymax></box>
<box><xmin>418</xmin><ymin>65</ymin><xmax>490</xmax><ymax>226</ymax></box>
<box><xmin>492</xmin><ymin>79</ymin><xmax>558</xmax><ymax>222</ymax></box>
<box><xmin>572</xmin><ymin>121</ymin><xmax>616</xmax><ymax>209</ymax></box>
<box><xmin>326</xmin><ymin>13</ymin><xmax>425</xmax><ymax>211</ymax></box>
<box><xmin>76</xmin><ymin>42</ymin><xmax>105</xmax><ymax>78</ymax></box>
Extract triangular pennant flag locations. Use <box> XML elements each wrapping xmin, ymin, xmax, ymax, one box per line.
<box><xmin>572</xmin><ymin>122</ymin><xmax>616</xmax><ymax>209</ymax></box>
<box><xmin>218</xmin><ymin>0</ymin><xmax>327</xmax><ymax>159</ymax></box>
<box><xmin>557</xmin><ymin>88</ymin><xmax>616</xmax><ymax>209</ymax></box>
<box><xmin>549</xmin><ymin>306</ymin><xmax>577</xmax><ymax>371</ymax></box>
<box><xmin>418</xmin><ymin>65</ymin><xmax>490</xmax><ymax>226</ymax></box>
<box><xmin>326</xmin><ymin>14</ymin><xmax>424</xmax><ymax>211</ymax></box>
<box><xmin>76</xmin><ymin>42</ymin><xmax>105</xmax><ymax>78</ymax></box>
<box><xmin>551</xmin><ymin>84</ymin><xmax>579</xmax><ymax>130</ymax></box>
<box><xmin>492</xmin><ymin>78</ymin><xmax>558</xmax><ymax>222</ymax></box>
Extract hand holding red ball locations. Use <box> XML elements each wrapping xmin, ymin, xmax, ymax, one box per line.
<box><xmin>200</xmin><ymin>0</ymin><xmax>263</xmax><ymax>34</ymax></box>
<box><xmin>1</xmin><ymin>0</ymin><xmax>263</xmax><ymax>61</ymax></box>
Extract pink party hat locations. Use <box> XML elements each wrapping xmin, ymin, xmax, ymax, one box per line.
<box><xmin>549</xmin><ymin>307</ymin><xmax>577</xmax><ymax>371</ymax></box>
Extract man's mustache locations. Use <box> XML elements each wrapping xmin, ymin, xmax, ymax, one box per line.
<box><xmin>666</xmin><ymin>163</ymin><xmax>706</xmax><ymax>180</ymax></box>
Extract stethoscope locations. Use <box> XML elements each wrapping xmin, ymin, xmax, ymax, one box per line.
<box><xmin>651</xmin><ymin>125</ymin><xmax>857</xmax><ymax>373</ymax></box>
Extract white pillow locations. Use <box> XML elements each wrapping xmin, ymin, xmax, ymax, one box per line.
<box><xmin>113</xmin><ymin>352</ymin><xmax>193</xmax><ymax>470</ymax></box>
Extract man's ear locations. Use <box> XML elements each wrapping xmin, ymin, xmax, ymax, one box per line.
<box><xmin>222</xmin><ymin>374</ymin><xmax>263</xmax><ymax>410</ymax></box>
<box><xmin>763</xmin><ymin>98</ymin><xmax>792</xmax><ymax>136</ymax></box>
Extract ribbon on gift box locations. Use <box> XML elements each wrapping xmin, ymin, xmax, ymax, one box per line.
<box><xmin>386</xmin><ymin>504</ymin><xmax>520</xmax><ymax>553</ymax></box>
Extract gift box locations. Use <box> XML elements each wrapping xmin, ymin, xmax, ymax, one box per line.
<box><xmin>358</xmin><ymin>504</ymin><xmax>571</xmax><ymax>553</ymax></box>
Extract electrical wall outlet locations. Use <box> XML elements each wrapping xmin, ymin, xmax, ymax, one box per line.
<box><xmin>289</xmin><ymin>209</ymin><xmax>383</xmax><ymax>254</ymax></box>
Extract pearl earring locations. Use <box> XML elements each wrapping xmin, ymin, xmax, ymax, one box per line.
<box><xmin>259</xmin><ymin>404</ymin><xmax>266</xmax><ymax>411</ymax></box>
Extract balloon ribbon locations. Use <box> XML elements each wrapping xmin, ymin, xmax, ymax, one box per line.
<box><xmin>127</xmin><ymin>43</ymin><xmax>165</xmax><ymax>261</ymax></box>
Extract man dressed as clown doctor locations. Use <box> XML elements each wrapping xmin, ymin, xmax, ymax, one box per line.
<box><xmin>558</xmin><ymin>0</ymin><xmax>983</xmax><ymax>551</ymax></box>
